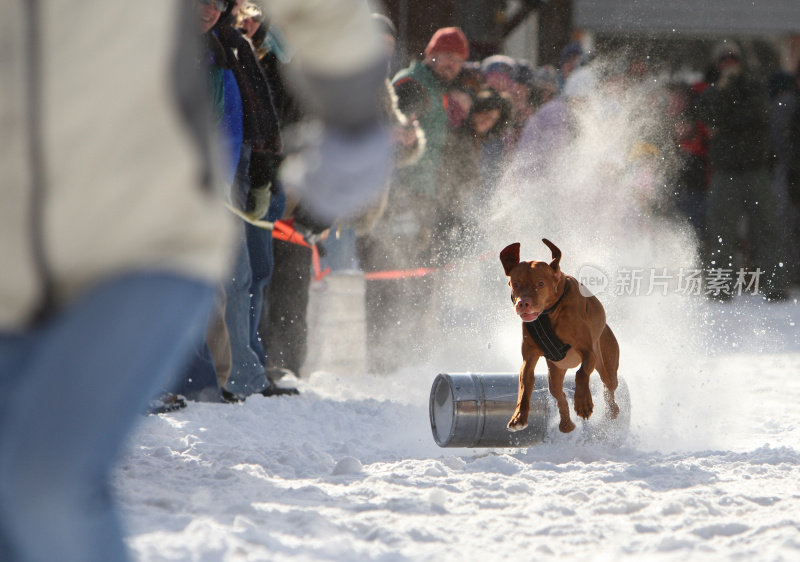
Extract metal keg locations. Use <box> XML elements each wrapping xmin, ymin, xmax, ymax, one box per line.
<box><xmin>429</xmin><ymin>372</ymin><xmax>630</xmax><ymax>448</ymax></box>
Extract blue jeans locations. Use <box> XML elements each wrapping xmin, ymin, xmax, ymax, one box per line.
<box><xmin>224</xmin><ymin>143</ymin><xmax>270</xmax><ymax>396</ymax></box>
<box><xmin>320</xmin><ymin>227</ymin><xmax>360</xmax><ymax>272</ymax></box>
<box><xmin>224</xmin><ymin>227</ymin><xmax>268</xmax><ymax>396</ymax></box>
<box><xmin>172</xmin><ymin>341</ymin><xmax>223</xmax><ymax>402</ymax></box>
<box><xmin>246</xmin><ymin>187</ymin><xmax>286</xmax><ymax>367</ymax></box>
<box><xmin>0</xmin><ymin>273</ymin><xmax>213</xmax><ymax>562</ymax></box>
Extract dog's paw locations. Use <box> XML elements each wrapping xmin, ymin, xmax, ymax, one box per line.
<box><xmin>604</xmin><ymin>389</ymin><xmax>620</xmax><ymax>419</ymax></box>
<box><xmin>507</xmin><ymin>414</ymin><xmax>528</xmax><ymax>432</ymax></box>
<box><xmin>574</xmin><ymin>393</ymin><xmax>594</xmax><ymax>420</ymax></box>
<box><xmin>605</xmin><ymin>399</ymin><xmax>620</xmax><ymax>419</ymax></box>
<box><xmin>559</xmin><ymin>418</ymin><xmax>576</xmax><ymax>433</ymax></box>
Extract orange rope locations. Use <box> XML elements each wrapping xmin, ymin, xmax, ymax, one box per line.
<box><xmin>363</xmin><ymin>267</ymin><xmax>438</xmax><ymax>280</ymax></box>
<box><xmin>272</xmin><ymin>220</ymin><xmax>329</xmax><ymax>281</ymax></box>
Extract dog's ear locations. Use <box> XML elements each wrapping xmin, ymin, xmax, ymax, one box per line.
<box><xmin>500</xmin><ymin>243</ymin><xmax>521</xmax><ymax>276</ymax></box>
<box><xmin>542</xmin><ymin>238</ymin><xmax>561</xmax><ymax>272</ymax></box>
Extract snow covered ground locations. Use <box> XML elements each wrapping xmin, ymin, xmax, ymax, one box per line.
<box><xmin>116</xmin><ymin>292</ymin><xmax>800</xmax><ymax>562</ymax></box>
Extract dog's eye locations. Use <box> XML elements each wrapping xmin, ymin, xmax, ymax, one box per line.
<box><xmin>511</xmin><ymin>282</ymin><xmax>520</xmax><ymax>290</ymax></box>
<box><xmin>537</xmin><ymin>281</ymin><xmax>545</xmax><ymax>288</ymax></box>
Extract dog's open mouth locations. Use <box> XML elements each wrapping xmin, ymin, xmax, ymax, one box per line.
<box><xmin>519</xmin><ymin>311</ymin><xmax>540</xmax><ymax>322</ymax></box>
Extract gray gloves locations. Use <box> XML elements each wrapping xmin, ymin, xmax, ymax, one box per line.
<box><xmin>280</xmin><ymin>122</ymin><xmax>391</xmax><ymax>223</ymax></box>
<box><xmin>244</xmin><ymin>184</ymin><xmax>272</xmax><ymax>221</ymax></box>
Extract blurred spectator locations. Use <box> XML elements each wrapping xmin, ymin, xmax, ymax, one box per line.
<box><xmin>234</xmin><ymin>4</ymin><xmax>312</xmax><ymax>386</ymax></box>
<box><xmin>530</xmin><ymin>64</ymin><xmax>560</xmax><ymax>110</ymax></box>
<box><xmin>369</xmin><ymin>27</ymin><xmax>469</xmax><ymax>368</ymax></box>
<box><xmin>558</xmin><ymin>41</ymin><xmax>585</xmax><ymax>90</ymax></box>
<box><xmin>392</xmin><ymin>27</ymin><xmax>469</xmax><ymax>207</ymax></box>
<box><xmin>510</xmin><ymin>67</ymin><xmax>594</xmax><ymax>183</ymax></box>
<box><xmin>665</xmin><ymin>82</ymin><xmax>711</xmax><ymax>242</ymax></box>
<box><xmin>260</xmin><ymin>5</ymin><xmax>400</xmax><ymax>381</ymax></box>
<box><xmin>481</xmin><ymin>54</ymin><xmax>517</xmax><ymax>97</ymax></box>
<box><xmin>510</xmin><ymin>59</ymin><xmax>538</xmax><ymax>131</ymax></box>
<box><xmin>213</xmin><ymin>0</ymin><xmax>293</xmax><ymax>399</ymax></box>
<box><xmin>479</xmin><ymin>55</ymin><xmax>517</xmax><ymax>190</ymax></box>
<box><xmin>770</xmin><ymin>69</ymin><xmax>800</xmax><ymax>286</ymax></box>
<box><xmin>444</xmin><ymin>66</ymin><xmax>483</xmax><ymax>128</ymax></box>
<box><xmin>346</xmin><ymin>14</ymin><xmax>426</xmax><ymax>239</ymax></box>
<box><xmin>698</xmin><ymin>41</ymin><xmax>788</xmax><ymax>300</ymax></box>
<box><xmin>355</xmin><ymin>15</ymin><xmax>429</xmax><ymax>374</ymax></box>
<box><xmin>437</xmin><ymin>88</ymin><xmax>512</xmax><ymax>263</ymax></box>
<box><xmin>170</xmin><ymin>0</ymin><xmax>244</xmax><ymax>405</ymax></box>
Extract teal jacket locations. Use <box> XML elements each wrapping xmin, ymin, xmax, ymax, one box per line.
<box><xmin>392</xmin><ymin>61</ymin><xmax>449</xmax><ymax>197</ymax></box>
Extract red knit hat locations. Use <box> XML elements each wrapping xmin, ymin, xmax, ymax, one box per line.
<box><xmin>424</xmin><ymin>27</ymin><xmax>469</xmax><ymax>60</ymax></box>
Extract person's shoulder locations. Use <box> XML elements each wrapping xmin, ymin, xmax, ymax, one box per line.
<box><xmin>535</xmin><ymin>97</ymin><xmax>569</xmax><ymax>121</ymax></box>
<box><xmin>393</xmin><ymin>61</ymin><xmax>423</xmax><ymax>82</ymax></box>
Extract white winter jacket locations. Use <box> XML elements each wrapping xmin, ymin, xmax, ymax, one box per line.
<box><xmin>0</xmin><ymin>0</ymin><xmax>383</xmax><ymax>331</ymax></box>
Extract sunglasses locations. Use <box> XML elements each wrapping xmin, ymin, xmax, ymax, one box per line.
<box><xmin>197</xmin><ymin>0</ymin><xmax>228</xmax><ymax>11</ymax></box>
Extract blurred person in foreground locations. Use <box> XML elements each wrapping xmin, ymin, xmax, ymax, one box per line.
<box><xmin>354</xmin><ymin>13</ymin><xmax>427</xmax><ymax>374</ymax></box>
<box><xmin>0</xmin><ymin>1</ymin><xmax>390</xmax><ymax>561</ymax></box>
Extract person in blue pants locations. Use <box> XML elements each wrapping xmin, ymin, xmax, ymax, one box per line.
<box><xmin>0</xmin><ymin>275</ymin><xmax>216</xmax><ymax>561</ymax></box>
<box><xmin>0</xmin><ymin>0</ymin><xmax>391</xmax><ymax>559</ymax></box>
<box><xmin>0</xmin><ymin>4</ymin><xmax>237</xmax><ymax>560</ymax></box>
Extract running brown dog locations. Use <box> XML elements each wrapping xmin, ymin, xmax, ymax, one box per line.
<box><xmin>500</xmin><ymin>239</ymin><xmax>620</xmax><ymax>433</ymax></box>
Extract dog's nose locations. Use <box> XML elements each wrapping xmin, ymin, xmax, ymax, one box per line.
<box><xmin>515</xmin><ymin>297</ymin><xmax>532</xmax><ymax>311</ymax></box>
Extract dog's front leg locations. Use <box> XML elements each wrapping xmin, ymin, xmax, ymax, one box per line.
<box><xmin>574</xmin><ymin>349</ymin><xmax>596</xmax><ymax>420</ymax></box>
<box><xmin>547</xmin><ymin>363</ymin><xmax>575</xmax><ymax>433</ymax></box>
<box><xmin>508</xmin><ymin>355</ymin><xmax>539</xmax><ymax>431</ymax></box>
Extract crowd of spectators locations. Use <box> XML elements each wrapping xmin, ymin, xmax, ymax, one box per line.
<box><xmin>171</xmin><ymin>5</ymin><xmax>800</xmax><ymax>388</ymax></box>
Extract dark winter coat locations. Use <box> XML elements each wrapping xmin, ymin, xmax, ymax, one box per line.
<box><xmin>699</xmin><ymin>74</ymin><xmax>771</xmax><ymax>172</ymax></box>
<box><xmin>786</xmin><ymin>91</ymin><xmax>800</xmax><ymax>202</ymax></box>
<box><xmin>216</xmin><ymin>24</ymin><xmax>282</xmax><ymax>156</ymax></box>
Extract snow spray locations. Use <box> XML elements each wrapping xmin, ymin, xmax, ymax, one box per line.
<box><xmin>430</xmin><ymin>372</ymin><xmax>630</xmax><ymax>447</ymax></box>
<box><xmin>461</xmin><ymin>55</ymin><xmax>716</xmax><ymax>451</ymax></box>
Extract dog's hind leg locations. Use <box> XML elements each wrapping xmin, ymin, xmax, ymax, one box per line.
<box><xmin>547</xmin><ymin>363</ymin><xmax>575</xmax><ymax>433</ymax></box>
<box><xmin>595</xmin><ymin>325</ymin><xmax>620</xmax><ymax>419</ymax></box>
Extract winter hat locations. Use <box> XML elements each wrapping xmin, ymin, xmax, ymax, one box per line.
<box><xmin>425</xmin><ymin>27</ymin><xmax>469</xmax><ymax>60</ymax></box>
<box><xmin>481</xmin><ymin>54</ymin><xmax>516</xmax><ymax>78</ymax></box>
<box><xmin>239</xmin><ymin>1</ymin><xmax>263</xmax><ymax>20</ymax></box>
<box><xmin>712</xmin><ymin>40</ymin><xmax>741</xmax><ymax>63</ymax></box>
